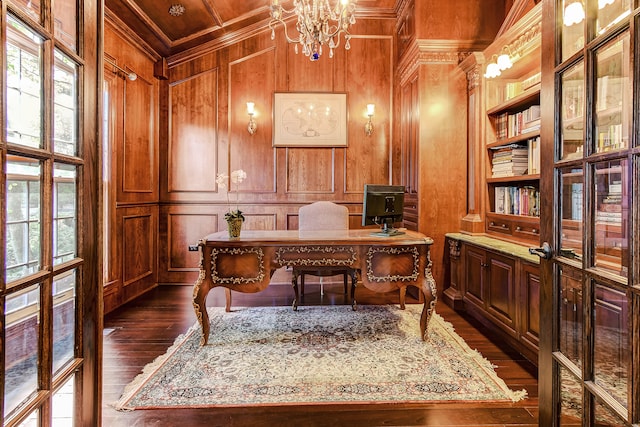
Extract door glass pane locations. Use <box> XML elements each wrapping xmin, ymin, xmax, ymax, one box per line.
<box><xmin>11</xmin><ymin>0</ymin><xmax>40</xmax><ymax>23</ymax></box>
<box><xmin>596</xmin><ymin>0</ymin><xmax>632</xmax><ymax>35</ymax></box>
<box><xmin>6</xmin><ymin>16</ymin><xmax>43</xmax><ymax>149</ymax></box>
<box><xmin>54</xmin><ymin>51</ymin><xmax>78</xmax><ymax>156</ymax></box>
<box><xmin>594</xmin><ymin>398</ymin><xmax>627</xmax><ymax>425</ymax></box>
<box><xmin>593</xmin><ymin>284</ymin><xmax>628</xmax><ymax>408</ymax></box>
<box><xmin>5</xmin><ymin>285</ymin><xmax>40</xmax><ymax>417</ymax></box>
<box><xmin>53</xmin><ymin>270</ymin><xmax>76</xmax><ymax>375</ymax></box>
<box><xmin>53</xmin><ymin>163</ymin><xmax>77</xmax><ymax>265</ymax></box>
<box><xmin>6</xmin><ymin>157</ymin><xmax>41</xmax><ymax>284</ymax></box>
<box><xmin>562</xmin><ymin>0</ymin><xmax>585</xmax><ymax>61</ymax></box>
<box><xmin>53</xmin><ymin>0</ymin><xmax>77</xmax><ymax>51</ymax></box>
<box><xmin>558</xmin><ymin>266</ymin><xmax>583</xmax><ymax>369</ymax></box>
<box><xmin>594</xmin><ymin>159</ymin><xmax>628</xmax><ymax>276</ymax></box>
<box><xmin>52</xmin><ymin>375</ymin><xmax>75</xmax><ymax>426</ymax></box>
<box><xmin>594</xmin><ymin>33</ymin><xmax>630</xmax><ymax>153</ymax></box>
<box><xmin>17</xmin><ymin>410</ymin><xmax>38</xmax><ymax>427</ymax></box>
<box><xmin>560</xmin><ymin>167</ymin><xmax>583</xmax><ymax>260</ymax></box>
<box><xmin>560</xmin><ymin>62</ymin><xmax>584</xmax><ymax>160</ymax></box>
<box><xmin>559</xmin><ymin>364</ymin><xmax>582</xmax><ymax>425</ymax></box>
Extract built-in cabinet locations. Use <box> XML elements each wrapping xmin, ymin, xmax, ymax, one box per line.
<box><xmin>446</xmin><ymin>234</ymin><xmax>539</xmax><ymax>364</ymax></box>
<box><xmin>445</xmin><ymin>2</ymin><xmax>542</xmax><ymax>364</ymax></box>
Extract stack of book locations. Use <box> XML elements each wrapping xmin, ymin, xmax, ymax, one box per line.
<box><xmin>491</xmin><ymin>145</ymin><xmax>529</xmax><ymax>177</ymax></box>
<box><xmin>596</xmin><ymin>181</ymin><xmax>623</xmax><ymax>224</ymax></box>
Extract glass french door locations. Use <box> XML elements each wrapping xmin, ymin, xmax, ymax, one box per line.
<box><xmin>539</xmin><ymin>0</ymin><xmax>638</xmax><ymax>425</ymax></box>
<box><xmin>1</xmin><ymin>0</ymin><xmax>100</xmax><ymax>426</ymax></box>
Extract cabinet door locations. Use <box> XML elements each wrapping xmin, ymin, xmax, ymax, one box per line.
<box><xmin>462</xmin><ymin>245</ymin><xmax>485</xmax><ymax>308</ymax></box>
<box><xmin>485</xmin><ymin>251</ymin><xmax>517</xmax><ymax>337</ymax></box>
<box><xmin>520</xmin><ymin>262</ymin><xmax>540</xmax><ymax>354</ymax></box>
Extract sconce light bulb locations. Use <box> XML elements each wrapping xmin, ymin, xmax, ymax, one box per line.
<box><xmin>367</xmin><ymin>103</ymin><xmax>375</xmax><ymax>117</ymax></box>
<box><xmin>246</xmin><ymin>102</ymin><xmax>255</xmax><ymax>115</ymax></box>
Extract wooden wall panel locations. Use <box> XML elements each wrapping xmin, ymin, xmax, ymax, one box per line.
<box><xmin>415</xmin><ymin>0</ymin><xmax>507</xmax><ymax>42</ymax></box>
<box><xmin>168</xmin><ymin>69</ymin><xmax>219</xmax><ymax>193</ymax></box>
<box><xmin>167</xmin><ymin>211</ymin><xmax>219</xmax><ymax>272</ymax></box>
<box><xmin>286</xmin><ymin>148</ymin><xmax>335</xmax><ymax>193</ymax></box>
<box><xmin>123</xmin><ymin>212</ymin><xmax>155</xmax><ymax>284</ymax></box>
<box><xmin>104</xmin><ymin>20</ymin><xmax>160</xmax><ymax>313</ymax></box>
<box><xmin>229</xmin><ymin>48</ymin><xmax>277</xmax><ymax>193</ymax></box>
<box><xmin>122</xmin><ymin>76</ymin><xmax>155</xmax><ymax>195</ymax></box>
<box><xmin>344</xmin><ymin>36</ymin><xmax>393</xmax><ymax>193</ymax></box>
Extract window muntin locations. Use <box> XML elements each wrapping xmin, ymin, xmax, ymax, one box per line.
<box><xmin>54</xmin><ymin>51</ymin><xmax>78</xmax><ymax>156</ymax></box>
<box><xmin>53</xmin><ymin>163</ymin><xmax>77</xmax><ymax>265</ymax></box>
<box><xmin>6</xmin><ymin>16</ymin><xmax>43</xmax><ymax>149</ymax></box>
<box><xmin>6</xmin><ymin>157</ymin><xmax>41</xmax><ymax>284</ymax></box>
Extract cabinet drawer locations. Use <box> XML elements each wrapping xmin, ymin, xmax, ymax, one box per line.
<box><xmin>513</xmin><ymin>219</ymin><xmax>540</xmax><ymax>240</ymax></box>
<box><xmin>487</xmin><ymin>217</ymin><xmax>512</xmax><ymax>235</ymax></box>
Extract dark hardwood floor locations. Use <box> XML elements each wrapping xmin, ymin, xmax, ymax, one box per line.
<box><xmin>103</xmin><ymin>275</ymin><xmax>539</xmax><ymax>426</ymax></box>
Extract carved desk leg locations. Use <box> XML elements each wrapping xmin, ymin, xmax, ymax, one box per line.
<box><xmin>419</xmin><ymin>252</ymin><xmax>438</xmax><ymax>341</ymax></box>
<box><xmin>192</xmin><ymin>249</ymin><xmax>212</xmax><ymax>346</ymax></box>
<box><xmin>291</xmin><ymin>269</ymin><xmax>300</xmax><ymax>311</ymax></box>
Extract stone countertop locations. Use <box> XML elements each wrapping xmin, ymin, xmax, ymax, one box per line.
<box><xmin>445</xmin><ymin>232</ymin><xmax>540</xmax><ymax>264</ymax></box>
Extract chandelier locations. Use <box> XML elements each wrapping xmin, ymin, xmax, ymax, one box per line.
<box><xmin>269</xmin><ymin>0</ymin><xmax>357</xmax><ymax>61</ymax></box>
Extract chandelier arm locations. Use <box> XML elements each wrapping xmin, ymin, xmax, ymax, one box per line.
<box><xmin>270</xmin><ymin>19</ymin><xmax>302</xmax><ymax>44</ymax></box>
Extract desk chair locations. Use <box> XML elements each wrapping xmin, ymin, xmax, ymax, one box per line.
<box><xmin>294</xmin><ymin>201</ymin><xmax>357</xmax><ymax>301</ymax></box>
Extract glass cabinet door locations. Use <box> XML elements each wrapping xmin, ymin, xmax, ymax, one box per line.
<box><xmin>541</xmin><ymin>0</ymin><xmax>638</xmax><ymax>425</ymax></box>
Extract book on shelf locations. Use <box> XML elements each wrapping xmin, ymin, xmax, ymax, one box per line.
<box><xmin>571</xmin><ymin>183</ymin><xmax>583</xmax><ymax>221</ymax></box>
<box><xmin>527</xmin><ymin>137</ymin><xmax>540</xmax><ymax>175</ymax></box>
<box><xmin>494</xmin><ymin>105</ymin><xmax>540</xmax><ymax>140</ymax></box>
<box><xmin>494</xmin><ymin>186</ymin><xmax>540</xmax><ymax>216</ymax></box>
<box><xmin>522</xmin><ymin>72</ymin><xmax>541</xmax><ymax>91</ymax></box>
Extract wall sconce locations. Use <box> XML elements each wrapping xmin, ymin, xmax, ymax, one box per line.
<box><xmin>246</xmin><ymin>102</ymin><xmax>257</xmax><ymax>135</ymax></box>
<box><xmin>364</xmin><ymin>103</ymin><xmax>375</xmax><ymax>136</ymax></box>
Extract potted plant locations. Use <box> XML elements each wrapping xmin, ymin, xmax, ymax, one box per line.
<box><xmin>216</xmin><ymin>169</ymin><xmax>247</xmax><ymax>238</ymax></box>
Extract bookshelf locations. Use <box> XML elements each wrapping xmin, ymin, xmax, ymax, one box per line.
<box><xmin>483</xmin><ymin>22</ymin><xmax>541</xmax><ymax>244</ymax></box>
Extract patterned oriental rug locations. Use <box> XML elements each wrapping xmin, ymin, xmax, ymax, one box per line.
<box><xmin>114</xmin><ymin>305</ymin><xmax>527</xmax><ymax>410</ymax></box>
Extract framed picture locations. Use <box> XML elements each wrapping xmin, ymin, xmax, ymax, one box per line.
<box><xmin>273</xmin><ymin>92</ymin><xmax>347</xmax><ymax>147</ymax></box>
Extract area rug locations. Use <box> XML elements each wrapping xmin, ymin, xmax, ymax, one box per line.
<box><xmin>114</xmin><ymin>305</ymin><xmax>526</xmax><ymax>410</ymax></box>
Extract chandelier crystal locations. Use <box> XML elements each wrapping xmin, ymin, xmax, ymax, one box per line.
<box><xmin>269</xmin><ymin>0</ymin><xmax>357</xmax><ymax>61</ymax></box>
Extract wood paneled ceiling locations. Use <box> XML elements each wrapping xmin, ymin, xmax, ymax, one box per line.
<box><xmin>105</xmin><ymin>0</ymin><xmax>400</xmax><ymax>59</ymax></box>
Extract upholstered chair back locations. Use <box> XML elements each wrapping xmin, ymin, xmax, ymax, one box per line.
<box><xmin>298</xmin><ymin>201</ymin><xmax>349</xmax><ymax>231</ymax></box>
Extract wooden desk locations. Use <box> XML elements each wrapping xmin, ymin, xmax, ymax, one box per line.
<box><xmin>192</xmin><ymin>229</ymin><xmax>436</xmax><ymax>345</ymax></box>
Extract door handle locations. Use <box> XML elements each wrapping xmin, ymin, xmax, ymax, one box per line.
<box><xmin>529</xmin><ymin>242</ymin><xmax>552</xmax><ymax>260</ymax></box>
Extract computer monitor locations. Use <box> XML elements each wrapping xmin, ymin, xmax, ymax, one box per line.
<box><xmin>361</xmin><ymin>184</ymin><xmax>405</xmax><ymax>236</ymax></box>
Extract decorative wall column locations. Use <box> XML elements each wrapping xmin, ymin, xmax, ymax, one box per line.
<box><xmin>459</xmin><ymin>52</ymin><xmax>486</xmax><ymax>234</ymax></box>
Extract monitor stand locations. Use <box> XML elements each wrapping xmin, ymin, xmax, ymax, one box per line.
<box><xmin>370</xmin><ymin>222</ymin><xmax>405</xmax><ymax>237</ymax></box>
